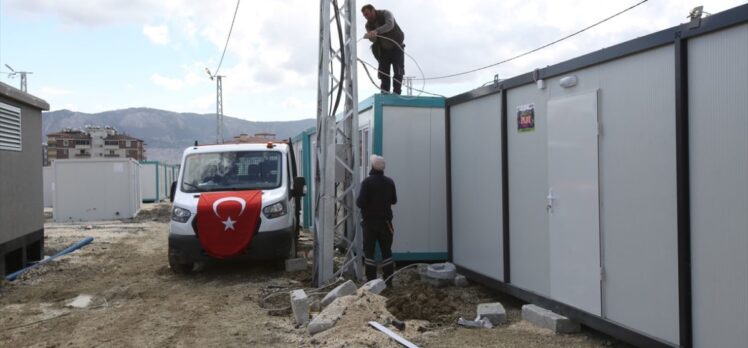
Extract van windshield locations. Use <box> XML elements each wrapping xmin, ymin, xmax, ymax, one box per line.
<box><xmin>181</xmin><ymin>151</ymin><xmax>282</xmax><ymax>192</ymax></box>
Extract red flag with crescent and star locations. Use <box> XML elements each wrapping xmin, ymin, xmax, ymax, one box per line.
<box><xmin>196</xmin><ymin>190</ymin><xmax>262</xmax><ymax>259</ymax></box>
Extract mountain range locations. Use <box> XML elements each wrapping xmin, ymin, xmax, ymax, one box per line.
<box><xmin>42</xmin><ymin>108</ymin><xmax>316</xmax><ymax>163</ymax></box>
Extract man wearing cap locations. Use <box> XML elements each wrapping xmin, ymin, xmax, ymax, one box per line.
<box><xmin>357</xmin><ymin>154</ymin><xmax>398</xmax><ymax>285</ymax></box>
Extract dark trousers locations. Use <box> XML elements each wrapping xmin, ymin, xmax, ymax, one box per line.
<box><xmin>377</xmin><ymin>47</ymin><xmax>405</xmax><ymax>95</ymax></box>
<box><xmin>362</xmin><ymin>219</ymin><xmax>394</xmax><ymax>284</ymax></box>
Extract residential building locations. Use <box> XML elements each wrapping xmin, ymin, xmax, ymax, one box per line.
<box><xmin>46</xmin><ymin>125</ymin><xmax>146</xmax><ymax>163</ymax></box>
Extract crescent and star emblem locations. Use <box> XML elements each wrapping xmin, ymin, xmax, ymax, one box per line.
<box><xmin>212</xmin><ymin>197</ymin><xmax>247</xmax><ymax>231</ymax></box>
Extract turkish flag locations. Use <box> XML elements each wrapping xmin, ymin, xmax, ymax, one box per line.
<box><xmin>196</xmin><ymin>190</ymin><xmax>262</xmax><ymax>259</ymax></box>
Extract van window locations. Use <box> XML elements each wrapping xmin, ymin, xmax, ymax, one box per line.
<box><xmin>181</xmin><ymin>151</ymin><xmax>282</xmax><ymax>192</ymax></box>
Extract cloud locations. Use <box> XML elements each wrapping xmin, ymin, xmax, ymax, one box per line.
<box><xmin>151</xmin><ymin>74</ymin><xmax>183</xmax><ymax>91</ymax></box>
<box><xmin>6</xmin><ymin>0</ymin><xmax>159</xmax><ymax>26</ymax></box>
<box><xmin>40</xmin><ymin>86</ymin><xmax>73</xmax><ymax>96</ymax></box>
<box><xmin>143</xmin><ymin>24</ymin><xmax>170</xmax><ymax>45</ymax></box>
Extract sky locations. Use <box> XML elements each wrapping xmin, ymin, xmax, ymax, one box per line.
<box><xmin>0</xmin><ymin>0</ymin><xmax>745</xmax><ymax>122</ymax></box>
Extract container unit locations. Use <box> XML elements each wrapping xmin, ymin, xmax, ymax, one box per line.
<box><xmin>43</xmin><ymin>166</ymin><xmax>53</xmax><ymax>208</ymax></box>
<box><xmin>53</xmin><ymin>158</ymin><xmax>141</xmax><ymax>222</ymax></box>
<box><xmin>140</xmin><ymin>161</ymin><xmax>163</xmax><ymax>202</ymax></box>
<box><xmin>292</xmin><ymin>127</ymin><xmax>315</xmax><ymax>229</ymax></box>
<box><xmin>445</xmin><ymin>4</ymin><xmax>748</xmax><ymax>348</ymax></box>
<box><xmin>0</xmin><ymin>83</ymin><xmax>49</xmax><ymax>277</ymax></box>
<box><xmin>356</xmin><ymin>94</ymin><xmax>447</xmax><ymax>262</ymax></box>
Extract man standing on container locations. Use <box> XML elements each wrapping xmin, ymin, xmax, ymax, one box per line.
<box><xmin>357</xmin><ymin>155</ymin><xmax>397</xmax><ymax>286</ymax></box>
<box><xmin>361</xmin><ymin>4</ymin><xmax>405</xmax><ymax>95</ymax></box>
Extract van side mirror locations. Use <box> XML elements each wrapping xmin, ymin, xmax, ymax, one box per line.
<box><xmin>292</xmin><ymin>177</ymin><xmax>306</xmax><ymax>198</ymax></box>
<box><xmin>170</xmin><ymin>181</ymin><xmax>177</xmax><ymax>202</ymax></box>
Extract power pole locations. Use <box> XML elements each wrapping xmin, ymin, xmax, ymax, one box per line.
<box><xmin>5</xmin><ymin>64</ymin><xmax>32</xmax><ymax>93</ymax></box>
<box><xmin>206</xmin><ymin>68</ymin><xmax>225</xmax><ymax>144</ymax></box>
<box><xmin>314</xmin><ymin>0</ymin><xmax>361</xmax><ymax>286</ymax></box>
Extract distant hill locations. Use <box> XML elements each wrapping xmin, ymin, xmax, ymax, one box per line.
<box><xmin>42</xmin><ymin>108</ymin><xmax>316</xmax><ymax>163</ymax></box>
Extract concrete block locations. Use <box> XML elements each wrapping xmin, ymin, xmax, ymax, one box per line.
<box><xmin>308</xmin><ymin>296</ymin><xmax>348</xmax><ymax>335</ymax></box>
<box><xmin>290</xmin><ymin>289</ymin><xmax>310</xmax><ymax>326</ymax></box>
<box><xmin>285</xmin><ymin>258</ymin><xmax>307</xmax><ymax>272</ymax></box>
<box><xmin>522</xmin><ymin>304</ymin><xmax>580</xmax><ymax>334</ymax></box>
<box><xmin>309</xmin><ymin>300</ymin><xmax>321</xmax><ymax>313</ymax></box>
<box><xmin>454</xmin><ymin>274</ymin><xmax>469</xmax><ymax>287</ymax></box>
<box><xmin>426</xmin><ymin>262</ymin><xmax>456</xmax><ymax>280</ymax></box>
<box><xmin>361</xmin><ymin>279</ymin><xmax>386</xmax><ymax>295</ymax></box>
<box><xmin>320</xmin><ymin>280</ymin><xmax>357</xmax><ymax>308</ymax></box>
<box><xmin>477</xmin><ymin>302</ymin><xmax>506</xmax><ymax>326</ymax></box>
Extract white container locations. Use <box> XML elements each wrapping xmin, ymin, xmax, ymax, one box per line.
<box><xmin>43</xmin><ymin>166</ymin><xmax>53</xmax><ymax>208</ymax></box>
<box><xmin>53</xmin><ymin>158</ymin><xmax>141</xmax><ymax>222</ymax></box>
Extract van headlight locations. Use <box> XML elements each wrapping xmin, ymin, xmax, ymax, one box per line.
<box><xmin>263</xmin><ymin>202</ymin><xmax>287</xmax><ymax>219</ymax></box>
<box><xmin>171</xmin><ymin>206</ymin><xmax>192</xmax><ymax>223</ymax></box>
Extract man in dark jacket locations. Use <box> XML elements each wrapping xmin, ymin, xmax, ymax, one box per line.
<box><xmin>356</xmin><ymin>154</ymin><xmax>397</xmax><ymax>285</ymax></box>
<box><xmin>361</xmin><ymin>4</ymin><xmax>405</xmax><ymax>95</ymax></box>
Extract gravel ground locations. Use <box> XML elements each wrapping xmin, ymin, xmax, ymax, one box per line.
<box><xmin>1</xmin><ymin>203</ymin><xmax>631</xmax><ymax>347</ymax></box>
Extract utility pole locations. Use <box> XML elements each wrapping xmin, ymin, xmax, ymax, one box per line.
<box><xmin>314</xmin><ymin>0</ymin><xmax>361</xmax><ymax>286</ymax></box>
<box><xmin>5</xmin><ymin>64</ymin><xmax>32</xmax><ymax>93</ymax></box>
<box><xmin>206</xmin><ymin>68</ymin><xmax>225</xmax><ymax>144</ymax></box>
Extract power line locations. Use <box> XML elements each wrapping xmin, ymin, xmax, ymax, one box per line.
<box><xmin>212</xmin><ymin>0</ymin><xmax>241</xmax><ymax>77</ymax></box>
<box><xmin>416</xmin><ymin>0</ymin><xmax>649</xmax><ymax>81</ymax></box>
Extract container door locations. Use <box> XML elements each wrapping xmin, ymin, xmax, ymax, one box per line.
<box><xmin>547</xmin><ymin>90</ymin><xmax>601</xmax><ymax>315</ymax></box>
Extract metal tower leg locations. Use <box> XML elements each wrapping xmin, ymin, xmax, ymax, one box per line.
<box><xmin>314</xmin><ymin>0</ymin><xmax>361</xmax><ymax>287</ymax></box>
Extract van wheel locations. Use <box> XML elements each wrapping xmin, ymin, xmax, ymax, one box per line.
<box><xmin>169</xmin><ymin>254</ymin><xmax>194</xmax><ymax>274</ymax></box>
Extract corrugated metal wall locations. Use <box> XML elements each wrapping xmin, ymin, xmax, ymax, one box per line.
<box><xmin>594</xmin><ymin>45</ymin><xmax>679</xmax><ymax>344</ymax></box>
<box><xmin>507</xmin><ymin>84</ymin><xmax>550</xmax><ymax>296</ymax></box>
<box><xmin>53</xmin><ymin>159</ymin><xmax>141</xmax><ymax>222</ymax></box>
<box><xmin>689</xmin><ymin>23</ymin><xmax>748</xmax><ymax>348</ymax></box>
<box><xmin>382</xmin><ymin>105</ymin><xmax>447</xmax><ymax>256</ymax></box>
<box><xmin>449</xmin><ymin>94</ymin><xmax>504</xmax><ymax>280</ymax></box>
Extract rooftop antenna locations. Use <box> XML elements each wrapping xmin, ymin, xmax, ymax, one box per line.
<box><xmin>5</xmin><ymin>64</ymin><xmax>33</xmax><ymax>92</ymax></box>
<box><xmin>205</xmin><ymin>67</ymin><xmax>225</xmax><ymax>144</ymax></box>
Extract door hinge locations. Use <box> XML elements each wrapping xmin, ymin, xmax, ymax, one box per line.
<box><xmin>600</xmin><ymin>266</ymin><xmax>606</xmax><ymax>282</ymax></box>
<box><xmin>597</xmin><ymin>122</ymin><xmax>602</xmax><ymax>136</ymax></box>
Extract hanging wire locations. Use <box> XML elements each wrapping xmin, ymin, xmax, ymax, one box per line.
<box><xmin>413</xmin><ymin>0</ymin><xmax>649</xmax><ymax>81</ymax></box>
<box><xmin>212</xmin><ymin>0</ymin><xmax>241</xmax><ymax>77</ymax></box>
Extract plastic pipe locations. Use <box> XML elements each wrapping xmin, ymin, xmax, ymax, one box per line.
<box><xmin>5</xmin><ymin>236</ymin><xmax>94</xmax><ymax>281</ymax></box>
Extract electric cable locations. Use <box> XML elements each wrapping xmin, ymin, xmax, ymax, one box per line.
<box><xmin>212</xmin><ymin>0</ymin><xmax>241</xmax><ymax>77</ymax></box>
<box><xmin>330</xmin><ymin>0</ymin><xmax>345</xmax><ymax>118</ymax></box>
<box><xmin>414</xmin><ymin>0</ymin><xmax>649</xmax><ymax>81</ymax></box>
<box><xmin>358</xmin><ymin>58</ymin><xmax>445</xmax><ymax>98</ymax></box>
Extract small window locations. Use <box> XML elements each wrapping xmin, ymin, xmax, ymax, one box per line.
<box><xmin>63</xmin><ymin>140</ymin><xmax>69</xmax><ymax>147</ymax></box>
<box><xmin>0</xmin><ymin>102</ymin><xmax>22</xmax><ymax>151</ymax></box>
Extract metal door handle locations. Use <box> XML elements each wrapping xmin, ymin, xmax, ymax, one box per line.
<box><xmin>547</xmin><ymin>188</ymin><xmax>555</xmax><ymax>213</ymax></box>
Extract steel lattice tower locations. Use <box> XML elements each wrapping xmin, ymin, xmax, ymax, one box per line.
<box><xmin>313</xmin><ymin>0</ymin><xmax>361</xmax><ymax>286</ymax></box>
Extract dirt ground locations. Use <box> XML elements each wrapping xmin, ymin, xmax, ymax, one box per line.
<box><xmin>1</xmin><ymin>203</ymin><xmax>631</xmax><ymax>348</ymax></box>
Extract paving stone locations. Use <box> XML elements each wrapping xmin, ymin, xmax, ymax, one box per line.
<box><xmin>477</xmin><ymin>302</ymin><xmax>507</xmax><ymax>326</ymax></box>
<box><xmin>522</xmin><ymin>304</ymin><xmax>581</xmax><ymax>333</ymax></box>
<box><xmin>361</xmin><ymin>279</ymin><xmax>386</xmax><ymax>295</ymax></box>
<box><xmin>320</xmin><ymin>280</ymin><xmax>357</xmax><ymax>308</ymax></box>
<box><xmin>290</xmin><ymin>289</ymin><xmax>309</xmax><ymax>326</ymax></box>
<box><xmin>285</xmin><ymin>258</ymin><xmax>307</xmax><ymax>272</ymax></box>
<box><xmin>308</xmin><ymin>296</ymin><xmax>349</xmax><ymax>335</ymax></box>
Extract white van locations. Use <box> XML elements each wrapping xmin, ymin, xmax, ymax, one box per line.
<box><xmin>167</xmin><ymin>141</ymin><xmax>305</xmax><ymax>273</ymax></box>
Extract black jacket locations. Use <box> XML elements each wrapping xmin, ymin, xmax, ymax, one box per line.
<box><xmin>356</xmin><ymin>169</ymin><xmax>397</xmax><ymax>221</ymax></box>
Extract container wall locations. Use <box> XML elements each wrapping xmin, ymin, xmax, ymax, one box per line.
<box><xmin>382</xmin><ymin>106</ymin><xmax>447</xmax><ymax>258</ymax></box>
<box><xmin>140</xmin><ymin>163</ymin><xmax>157</xmax><ymax>202</ymax></box>
<box><xmin>0</xmin><ymin>100</ymin><xmax>43</xmax><ymax>243</ymax></box>
<box><xmin>506</xmin><ymin>84</ymin><xmax>550</xmax><ymax>296</ymax></box>
<box><xmin>594</xmin><ymin>45</ymin><xmax>679</xmax><ymax>344</ymax></box>
<box><xmin>54</xmin><ymin>159</ymin><xmax>141</xmax><ymax>222</ymax></box>
<box><xmin>449</xmin><ymin>93</ymin><xmax>503</xmax><ymax>280</ymax></box>
<box><xmin>43</xmin><ymin>166</ymin><xmax>53</xmax><ymax>208</ymax></box>
<box><xmin>689</xmin><ymin>23</ymin><xmax>748</xmax><ymax>348</ymax></box>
